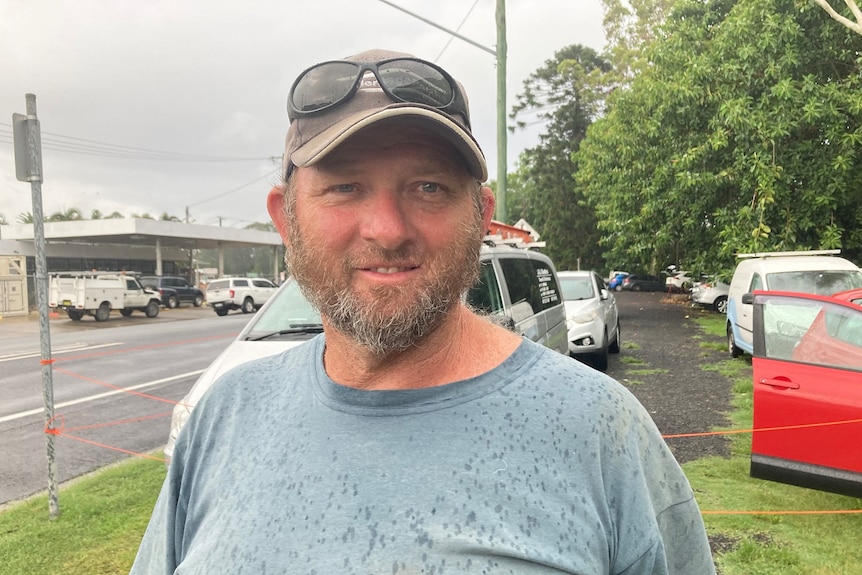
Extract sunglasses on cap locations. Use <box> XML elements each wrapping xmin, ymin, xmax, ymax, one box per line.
<box><xmin>287</xmin><ymin>57</ymin><xmax>470</xmax><ymax>128</ymax></box>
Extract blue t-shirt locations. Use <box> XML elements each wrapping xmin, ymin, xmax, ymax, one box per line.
<box><xmin>131</xmin><ymin>336</ymin><xmax>715</xmax><ymax>574</ymax></box>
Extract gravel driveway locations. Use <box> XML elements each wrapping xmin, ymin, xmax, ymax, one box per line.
<box><xmin>602</xmin><ymin>291</ymin><xmax>736</xmax><ymax>464</ymax></box>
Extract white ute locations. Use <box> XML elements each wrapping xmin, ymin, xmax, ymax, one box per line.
<box><xmin>49</xmin><ymin>271</ymin><xmax>162</xmax><ymax>321</ymax></box>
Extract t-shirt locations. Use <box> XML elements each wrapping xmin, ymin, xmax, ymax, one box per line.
<box><xmin>131</xmin><ymin>336</ymin><xmax>716</xmax><ymax>574</ymax></box>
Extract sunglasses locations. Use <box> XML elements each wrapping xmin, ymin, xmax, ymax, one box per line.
<box><xmin>287</xmin><ymin>57</ymin><xmax>470</xmax><ymax>128</ymax></box>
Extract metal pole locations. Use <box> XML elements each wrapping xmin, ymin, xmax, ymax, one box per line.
<box><xmin>495</xmin><ymin>0</ymin><xmax>507</xmax><ymax>222</ymax></box>
<box><xmin>23</xmin><ymin>93</ymin><xmax>59</xmax><ymax>518</ymax></box>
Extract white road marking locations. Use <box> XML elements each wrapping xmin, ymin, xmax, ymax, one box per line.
<box><xmin>0</xmin><ymin>370</ymin><xmax>205</xmax><ymax>424</ymax></box>
<box><xmin>0</xmin><ymin>342</ymin><xmax>124</xmax><ymax>363</ymax></box>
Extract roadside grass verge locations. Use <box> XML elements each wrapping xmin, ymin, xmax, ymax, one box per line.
<box><xmin>0</xmin><ymin>456</ymin><xmax>165</xmax><ymax>575</ymax></box>
<box><xmin>686</xmin><ymin>314</ymin><xmax>862</xmax><ymax>574</ymax></box>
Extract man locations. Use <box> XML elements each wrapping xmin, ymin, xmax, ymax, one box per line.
<box><xmin>131</xmin><ymin>49</ymin><xmax>716</xmax><ymax>574</ymax></box>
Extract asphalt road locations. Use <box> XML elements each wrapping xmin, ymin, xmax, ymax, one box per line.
<box><xmin>0</xmin><ymin>306</ymin><xmax>251</xmax><ymax>506</ymax></box>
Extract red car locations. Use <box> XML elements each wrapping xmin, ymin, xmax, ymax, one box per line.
<box><xmin>749</xmin><ymin>289</ymin><xmax>862</xmax><ymax>497</ymax></box>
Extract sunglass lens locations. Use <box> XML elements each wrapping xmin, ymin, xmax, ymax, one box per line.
<box><xmin>377</xmin><ymin>59</ymin><xmax>454</xmax><ymax>107</ymax></box>
<box><xmin>291</xmin><ymin>62</ymin><xmax>360</xmax><ymax>113</ymax></box>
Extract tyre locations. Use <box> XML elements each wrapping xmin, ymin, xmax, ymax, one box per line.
<box><xmin>94</xmin><ymin>302</ymin><xmax>111</xmax><ymax>322</ymax></box>
<box><xmin>193</xmin><ymin>294</ymin><xmax>204</xmax><ymax>307</ymax></box>
<box><xmin>145</xmin><ymin>300</ymin><xmax>160</xmax><ymax>318</ymax></box>
<box><xmin>67</xmin><ymin>309</ymin><xmax>83</xmax><ymax>321</ymax></box>
<box><xmin>632</xmin><ymin>284</ymin><xmax>643</xmax><ymax>292</ymax></box>
<box><xmin>614</xmin><ymin>285</ymin><xmax>622</xmax><ymax>292</ymax></box>
<box><xmin>120</xmin><ymin>309</ymin><xmax>133</xmax><ymax>317</ymax></box>
<box><xmin>592</xmin><ymin>332</ymin><xmax>609</xmax><ymax>371</ymax></box>
<box><xmin>215</xmin><ymin>308</ymin><xmax>229</xmax><ymax>317</ymax></box>
<box><xmin>714</xmin><ymin>296</ymin><xmax>728</xmax><ymax>315</ymax></box>
<box><xmin>608</xmin><ymin>321</ymin><xmax>621</xmax><ymax>354</ymax></box>
<box><xmin>727</xmin><ymin>324</ymin><xmax>741</xmax><ymax>358</ymax></box>
<box><xmin>242</xmin><ymin>297</ymin><xmax>255</xmax><ymax>314</ymax></box>
<box><xmin>166</xmin><ymin>295</ymin><xmax>178</xmax><ymax>309</ymax></box>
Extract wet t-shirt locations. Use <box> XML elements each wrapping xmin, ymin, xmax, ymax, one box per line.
<box><xmin>130</xmin><ymin>336</ymin><xmax>715</xmax><ymax>575</ymax></box>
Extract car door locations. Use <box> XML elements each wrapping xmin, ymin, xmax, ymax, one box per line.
<box><xmin>252</xmin><ymin>279</ymin><xmax>277</xmax><ymax>305</ymax></box>
<box><xmin>750</xmin><ymin>290</ymin><xmax>862</xmax><ymax>498</ymax></box>
<box><xmin>124</xmin><ymin>277</ymin><xmax>148</xmax><ymax>307</ymax></box>
<box><xmin>595</xmin><ymin>272</ymin><xmax>618</xmax><ymax>333</ymax></box>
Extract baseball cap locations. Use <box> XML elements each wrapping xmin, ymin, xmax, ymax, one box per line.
<box><xmin>282</xmin><ymin>49</ymin><xmax>488</xmax><ymax>181</ymax></box>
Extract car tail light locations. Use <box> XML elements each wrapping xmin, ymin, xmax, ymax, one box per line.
<box><xmin>229</xmin><ymin>289</ymin><xmax>235</xmax><ymax>298</ymax></box>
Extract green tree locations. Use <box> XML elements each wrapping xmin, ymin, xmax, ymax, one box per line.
<box><xmin>46</xmin><ymin>207</ymin><xmax>83</xmax><ymax>222</ymax></box>
<box><xmin>508</xmin><ymin>45</ymin><xmax>612</xmax><ymax>271</ymax></box>
<box><xmin>17</xmin><ymin>212</ymin><xmax>34</xmax><ymax>224</ymax></box>
<box><xmin>813</xmin><ymin>0</ymin><xmax>862</xmax><ymax>35</ymax></box>
<box><xmin>91</xmin><ymin>209</ymin><xmax>103</xmax><ymax>220</ymax></box>
<box><xmin>105</xmin><ymin>211</ymin><xmax>125</xmax><ymax>219</ymax></box>
<box><xmin>579</xmin><ymin>0</ymin><xmax>862</xmax><ymax>275</ymax></box>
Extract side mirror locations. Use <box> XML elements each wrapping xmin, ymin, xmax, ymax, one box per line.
<box><xmin>600</xmin><ymin>288</ymin><xmax>610</xmax><ymax>300</ymax></box>
<box><xmin>487</xmin><ymin>314</ymin><xmax>517</xmax><ymax>331</ymax></box>
<box><xmin>742</xmin><ymin>292</ymin><xmax>754</xmax><ymax>305</ymax></box>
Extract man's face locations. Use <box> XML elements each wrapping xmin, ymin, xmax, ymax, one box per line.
<box><xmin>270</xmin><ymin>123</ymin><xmax>493</xmax><ymax>356</ymax></box>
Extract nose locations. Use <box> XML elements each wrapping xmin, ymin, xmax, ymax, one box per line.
<box><xmin>359</xmin><ymin>189</ymin><xmax>415</xmax><ymax>250</ymax></box>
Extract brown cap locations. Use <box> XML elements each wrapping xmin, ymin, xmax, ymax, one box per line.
<box><xmin>283</xmin><ymin>49</ymin><xmax>488</xmax><ymax>181</ymax></box>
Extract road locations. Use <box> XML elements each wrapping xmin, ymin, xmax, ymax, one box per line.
<box><xmin>0</xmin><ymin>307</ymin><xmax>250</xmax><ymax>505</ymax></box>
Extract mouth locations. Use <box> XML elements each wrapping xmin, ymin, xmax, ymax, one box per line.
<box><xmin>367</xmin><ymin>266</ymin><xmax>418</xmax><ymax>274</ymax></box>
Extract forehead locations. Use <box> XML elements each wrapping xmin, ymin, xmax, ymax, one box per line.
<box><xmin>308</xmin><ymin>122</ymin><xmax>471</xmax><ymax>176</ymax></box>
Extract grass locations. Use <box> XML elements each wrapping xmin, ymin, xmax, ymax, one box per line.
<box><xmin>685</xmin><ymin>314</ymin><xmax>862</xmax><ymax>574</ymax></box>
<box><xmin>0</xmin><ymin>457</ymin><xmax>165</xmax><ymax>575</ymax></box>
<box><xmin>2</xmin><ymin>314</ymin><xmax>860</xmax><ymax>574</ymax></box>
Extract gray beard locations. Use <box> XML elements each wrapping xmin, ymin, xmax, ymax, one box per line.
<box><xmin>286</xmin><ymin>221</ymin><xmax>482</xmax><ymax>357</ymax></box>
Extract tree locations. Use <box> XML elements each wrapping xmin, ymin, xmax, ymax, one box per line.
<box><xmin>105</xmin><ymin>211</ymin><xmax>125</xmax><ymax>219</ymax></box>
<box><xmin>508</xmin><ymin>45</ymin><xmax>612</xmax><ymax>271</ymax></box>
<box><xmin>160</xmin><ymin>213</ymin><xmax>182</xmax><ymax>222</ymax></box>
<box><xmin>579</xmin><ymin>0</ymin><xmax>862</xmax><ymax>275</ymax></box>
<box><xmin>0</xmin><ymin>213</ymin><xmax>7</xmax><ymax>225</ymax></box>
<box><xmin>91</xmin><ymin>209</ymin><xmax>103</xmax><ymax>220</ymax></box>
<box><xmin>813</xmin><ymin>0</ymin><xmax>862</xmax><ymax>35</ymax></box>
<box><xmin>46</xmin><ymin>207</ymin><xmax>83</xmax><ymax>222</ymax></box>
<box><xmin>17</xmin><ymin>212</ymin><xmax>34</xmax><ymax>224</ymax></box>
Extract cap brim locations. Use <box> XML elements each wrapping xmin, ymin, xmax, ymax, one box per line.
<box><xmin>288</xmin><ymin>105</ymin><xmax>488</xmax><ymax>182</ymax></box>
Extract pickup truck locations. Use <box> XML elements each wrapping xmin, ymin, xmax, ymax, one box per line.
<box><xmin>49</xmin><ymin>272</ymin><xmax>162</xmax><ymax>321</ymax></box>
<box><xmin>139</xmin><ymin>275</ymin><xmax>205</xmax><ymax>308</ymax></box>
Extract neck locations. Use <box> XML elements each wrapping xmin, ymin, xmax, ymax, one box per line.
<box><xmin>321</xmin><ymin>305</ymin><xmax>522</xmax><ymax>390</ymax></box>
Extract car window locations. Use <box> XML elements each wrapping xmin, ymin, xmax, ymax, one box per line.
<box><xmin>126</xmin><ymin>279</ymin><xmax>139</xmax><ymax>290</ymax></box>
<box><xmin>140</xmin><ymin>277</ymin><xmax>157</xmax><ymax>288</ymax></box>
<box><xmin>467</xmin><ymin>261</ymin><xmax>505</xmax><ymax>315</ymax></box>
<box><xmin>208</xmin><ymin>280</ymin><xmax>229</xmax><ymax>290</ymax></box>
<box><xmin>560</xmin><ymin>276</ymin><xmax>594</xmax><ymax>300</ymax></box>
<box><xmin>767</xmin><ymin>270</ymin><xmax>862</xmax><ymax>295</ymax></box>
<box><xmin>253</xmin><ymin>279</ymin><xmax>275</xmax><ymax>288</ymax></box>
<box><xmin>246</xmin><ymin>280</ymin><xmax>322</xmax><ymax>332</ymax></box>
<box><xmin>234</xmin><ymin>279</ymin><xmax>249</xmax><ymax>287</ymax></box>
<box><xmin>749</xmin><ymin>273</ymin><xmax>763</xmax><ymax>292</ymax></box>
<box><xmin>499</xmin><ymin>257</ymin><xmax>561</xmax><ymax>314</ymax></box>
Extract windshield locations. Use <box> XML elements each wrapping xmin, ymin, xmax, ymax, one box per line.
<box><xmin>243</xmin><ymin>278</ymin><xmax>322</xmax><ymax>335</ymax></box>
<box><xmin>767</xmin><ymin>270</ymin><xmax>862</xmax><ymax>295</ymax></box>
<box><xmin>560</xmin><ymin>277</ymin><xmax>595</xmax><ymax>300</ymax></box>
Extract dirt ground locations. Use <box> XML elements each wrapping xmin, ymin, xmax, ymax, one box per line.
<box><xmin>603</xmin><ymin>291</ymin><xmax>736</xmax><ymax>464</ymax></box>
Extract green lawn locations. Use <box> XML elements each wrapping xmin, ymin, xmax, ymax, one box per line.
<box><xmin>1</xmin><ymin>313</ymin><xmax>860</xmax><ymax>574</ymax></box>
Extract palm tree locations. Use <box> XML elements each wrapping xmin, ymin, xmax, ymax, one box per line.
<box><xmin>17</xmin><ymin>212</ymin><xmax>34</xmax><ymax>224</ymax></box>
<box><xmin>46</xmin><ymin>207</ymin><xmax>83</xmax><ymax>222</ymax></box>
<box><xmin>0</xmin><ymin>213</ymin><xmax>7</xmax><ymax>225</ymax></box>
<box><xmin>105</xmin><ymin>211</ymin><xmax>125</xmax><ymax>219</ymax></box>
<box><xmin>160</xmin><ymin>212</ymin><xmax>182</xmax><ymax>222</ymax></box>
<box><xmin>91</xmin><ymin>209</ymin><xmax>103</xmax><ymax>220</ymax></box>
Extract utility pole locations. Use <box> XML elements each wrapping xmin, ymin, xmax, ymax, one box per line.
<box><xmin>13</xmin><ymin>93</ymin><xmax>59</xmax><ymax>518</ymax></box>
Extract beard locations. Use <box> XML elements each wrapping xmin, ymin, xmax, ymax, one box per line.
<box><xmin>285</xmin><ymin>208</ymin><xmax>484</xmax><ymax>357</ymax></box>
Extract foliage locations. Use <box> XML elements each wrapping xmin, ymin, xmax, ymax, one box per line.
<box><xmin>812</xmin><ymin>0</ymin><xmax>862</xmax><ymax>35</ymax></box>
<box><xmin>45</xmin><ymin>207</ymin><xmax>83</xmax><ymax>222</ymax></box>
<box><xmin>578</xmin><ymin>0</ymin><xmax>862</xmax><ymax>276</ymax></box>
<box><xmin>508</xmin><ymin>45</ymin><xmax>612</xmax><ymax>271</ymax></box>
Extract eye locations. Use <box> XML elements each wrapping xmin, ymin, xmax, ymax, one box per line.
<box><xmin>418</xmin><ymin>182</ymin><xmax>441</xmax><ymax>194</ymax></box>
<box><xmin>330</xmin><ymin>183</ymin><xmax>357</xmax><ymax>194</ymax></box>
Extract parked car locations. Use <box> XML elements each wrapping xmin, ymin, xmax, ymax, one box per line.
<box><xmin>557</xmin><ymin>270</ymin><xmax>621</xmax><ymax>371</ymax></box>
<box><xmin>690</xmin><ymin>276</ymin><xmax>730</xmax><ymax>313</ymax></box>
<box><xmin>608</xmin><ymin>272</ymin><xmax>629</xmax><ymax>292</ymax></box>
<box><xmin>620</xmin><ymin>274</ymin><xmax>665</xmax><ymax>292</ymax></box>
<box><xmin>605</xmin><ymin>270</ymin><xmax>628</xmax><ymax>287</ymax></box>
<box><xmin>665</xmin><ymin>270</ymin><xmax>693</xmax><ymax>293</ymax></box>
<box><xmin>166</xmin><ymin>240</ymin><xmax>572</xmax><ymax>460</ymax></box>
<box><xmin>206</xmin><ymin>277</ymin><xmax>278</xmax><ymax>316</ymax></box>
<box><xmin>727</xmin><ymin>250</ymin><xmax>862</xmax><ymax>357</ymax></box>
<box><xmin>749</xmin><ymin>288</ymin><xmax>862</xmax><ymax>497</ymax></box>
<box><xmin>138</xmin><ymin>275</ymin><xmax>204</xmax><ymax>308</ymax></box>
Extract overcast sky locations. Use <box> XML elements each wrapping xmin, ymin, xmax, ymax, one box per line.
<box><xmin>1</xmin><ymin>0</ymin><xmax>605</xmax><ymax>229</ymax></box>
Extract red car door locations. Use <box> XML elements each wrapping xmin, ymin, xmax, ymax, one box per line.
<box><xmin>750</xmin><ymin>290</ymin><xmax>862</xmax><ymax>497</ymax></box>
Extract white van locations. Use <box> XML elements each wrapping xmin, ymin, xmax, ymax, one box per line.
<box><xmin>726</xmin><ymin>250</ymin><xmax>862</xmax><ymax>356</ymax></box>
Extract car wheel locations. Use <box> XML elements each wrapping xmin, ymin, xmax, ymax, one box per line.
<box><xmin>614</xmin><ymin>285</ymin><xmax>622</xmax><ymax>292</ymax></box>
<box><xmin>145</xmin><ymin>300</ymin><xmax>160</xmax><ymax>318</ymax></box>
<box><xmin>120</xmin><ymin>309</ymin><xmax>133</xmax><ymax>317</ymax></box>
<box><xmin>242</xmin><ymin>297</ymin><xmax>255</xmax><ymax>314</ymax></box>
<box><xmin>727</xmin><ymin>324</ymin><xmax>741</xmax><ymax>358</ymax></box>
<box><xmin>193</xmin><ymin>294</ymin><xmax>203</xmax><ymax>307</ymax></box>
<box><xmin>94</xmin><ymin>302</ymin><xmax>111</xmax><ymax>322</ymax></box>
<box><xmin>67</xmin><ymin>309</ymin><xmax>83</xmax><ymax>321</ymax></box>
<box><xmin>166</xmin><ymin>295</ymin><xmax>178</xmax><ymax>309</ymax></box>
<box><xmin>593</xmin><ymin>332</ymin><xmax>609</xmax><ymax>371</ymax></box>
<box><xmin>215</xmin><ymin>308</ymin><xmax>229</xmax><ymax>317</ymax></box>
<box><xmin>609</xmin><ymin>321</ymin><xmax>621</xmax><ymax>354</ymax></box>
<box><xmin>632</xmin><ymin>284</ymin><xmax>643</xmax><ymax>292</ymax></box>
<box><xmin>714</xmin><ymin>296</ymin><xmax>728</xmax><ymax>314</ymax></box>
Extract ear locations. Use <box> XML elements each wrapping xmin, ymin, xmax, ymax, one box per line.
<box><xmin>480</xmin><ymin>186</ymin><xmax>496</xmax><ymax>232</ymax></box>
<box><xmin>267</xmin><ymin>186</ymin><xmax>290</xmax><ymax>243</ymax></box>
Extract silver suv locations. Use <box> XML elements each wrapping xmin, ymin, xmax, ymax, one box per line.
<box><xmin>206</xmin><ymin>277</ymin><xmax>278</xmax><ymax>316</ymax></box>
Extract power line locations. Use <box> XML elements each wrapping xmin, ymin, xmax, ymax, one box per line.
<box><xmin>0</xmin><ymin>124</ymin><xmax>270</xmax><ymax>163</ymax></box>
<box><xmin>187</xmin><ymin>169</ymin><xmax>279</xmax><ymax>208</ymax></box>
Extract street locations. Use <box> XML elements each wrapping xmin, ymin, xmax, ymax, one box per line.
<box><xmin>0</xmin><ymin>307</ymin><xmax>249</xmax><ymax>505</ymax></box>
